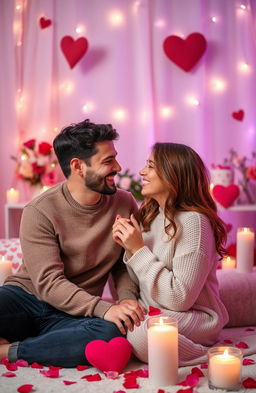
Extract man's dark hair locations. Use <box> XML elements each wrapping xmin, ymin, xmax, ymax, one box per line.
<box><xmin>53</xmin><ymin>119</ymin><xmax>119</xmax><ymax>178</ymax></box>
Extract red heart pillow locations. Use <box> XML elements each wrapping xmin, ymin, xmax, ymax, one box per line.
<box><xmin>232</xmin><ymin>109</ymin><xmax>244</xmax><ymax>121</ymax></box>
<box><xmin>39</xmin><ymin>17</ymin><xmax>52</xmax><ymax>29</ymax></box>
<box><xmin>60</xmin><ymin>36</ymin><xmax>88</xmax><ymax>69</ymax></box>
<box><xmin>85</xmin><ymin>337</ymin><xmax>132</xmax><ymax>374</ymax></box>
<box><xmin>163</xmin><ymin>32</ymin><xmax>207</xmax><ymax>72</ymax></box>
<box><xmin>212</xmin><ymin>185</ymin><xmax>240</xmax><ymax>208</ymax></box>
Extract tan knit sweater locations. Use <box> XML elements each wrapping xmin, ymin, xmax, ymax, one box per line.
<box><xmin>5</xmin><ymin>182</ymin><xmax>139</xmax><ymax>318</ymax></box>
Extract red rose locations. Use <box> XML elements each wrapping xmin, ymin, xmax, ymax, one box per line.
<box><xmin>246</xmin><ymin>166</ymin><xmax>256</xmax><ymax>181</ymax></box>
<box><xmin>32</xmin><ymin>162</ymin><xmax>45</xmax><ymax>175</ymax></box>
<box><xmin>38</xmin><ymin>142</ymin><xmax>52</xmax><ymax>155</ymax></box>
<box><xmin>24</xmin><ymin>139</ymin><xmax>36</xmax><ymax>149</ymax></box>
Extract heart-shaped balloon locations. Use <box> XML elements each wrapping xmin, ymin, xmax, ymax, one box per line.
<box><xmin>85</xmin><ymin>337</ymin><xmax>132</xmax><ymax>374</ymax></box>
<box><xmin>39</xmin><ymin>17</ymin><xmax>52</xmax><ymax>29</ymax></box>
<box><xmin>232</xmin><ymin>109</ymin><xmax>244</xmax><ymax>121</ymax></box>
<box><xmin>163</xmin><ymin>32</ymin><xmax>207</xmax><ymax>72</ymax></box>
<box><xmin>212</xmin><ymin>184</ymin><xmax>240</xmax><ymax>208</ymax></box>
<box><xmin>60</xmin><ymin>36</ymin><xmax>88</xmax><ymax>69</ymax></box>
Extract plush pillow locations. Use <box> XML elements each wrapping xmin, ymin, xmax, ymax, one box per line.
<box><xmin>217</xmin><ymin>268</ymin><xmax>256</xmax><ymax>327</ymax></box>
<box><xmin>0</xmin><ymin>238</ymin><xmax>22</xmax><ymax>272</ymax></box>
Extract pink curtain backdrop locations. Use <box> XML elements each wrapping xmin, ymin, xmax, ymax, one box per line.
<box><xmin>0</xmin><ymin>0</ymin><xmax>256</xmax><ymax>239</ymax></box>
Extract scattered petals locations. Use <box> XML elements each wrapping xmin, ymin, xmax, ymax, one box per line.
<box><xmin>191</xmin><ymin>367</ymin><xmax>204</xmax><ymax>377</ymax></box>
<box><xmin>123</xmin><ymin>370</ymin><xmax>137</xmax><ymax>378</ymax></box>
<box><xmin>76</xmin><ymin>365</ymin><xmax>89</xmax><ymax>371</ymax></box>
<box><xmin>16</xmin><ymin>359</ymin><xmax>29</xmax><ymax>367</ymax></box>
<box><xmin>135</xmin><ymin>368</ymin><xmax>148</xmax><ymax>378</ymax></box>
<box><xmin>1</xmin><ymin>371</ymin><xmax>16</xmax><ymax>377</ymax></box>
<box><xmin>236</xmin><ymin>341</ymin><xmax>249</xmax><ymax>349</ymax></box>
<box><xmin>242</xmin><ymin>377</ymin><xmax>256</xmax><ymax>388</ymax></box>
<box><xmin>31</xmin><ymin>362</ymin><xmax>44</xmax><ymax>369</ymax></box>
<box><xmin>158</xmin><ymin>390</ymin><xmax>166</xmax><ymax>393</ymax></box>
<box><xmin>17</xmin><ymin>384</ymin><xmax>34</xmax><ymax>393</ymax></box>
<box><xmin>113</xmin><ymin>391</ymin><xmax>126</xmax><ymax>393</ymax></box>
<box><xmin>49</xmin><ymin>365</ymin><xmax>62</xmax><ymax>370</ymax></box>
<box><xmin>123</xmin><ymin>379</ymin><xmax>139</xmax><ymax>389</ymax></box>
<box><xmin>40</xmin><ymin>369</ymin><xmax>60</xmax><ymax>378</ymax></box>
<box><xmin>200</xmin><ymin>363</ymin><xmax>208</xmax><ymax>369</ymax></box>
<box><xmin>63</xmin><ymin>380</ymin><xmax>77</xmax><ymax>385</ymax></box>
<box><xmin>245</xmin><ymin>327</ymin><xmax>255</xmax><ymax>331</ymax></box>
<box><xmin>223</xmin><ymin>339</ymin><xmax>233</xmax><ymax>344</ymax></box>
<box><xmin>81</xmin><ymin>373</ymin><xmax>102</xmax><ymax>381</ymax></box>
<box><xmin>6</xmin><ymin>363</ymin><xmax>18</xmax><ymax>371</ymax></box>
<box><xmin>179</xmin><ymin>373</ymin><xmax>199</xmax><ymax>387</ymax></box>
<box><xmin>176</xmin><ymin>388</ymin><xmax>194</xmax><ymax>393</ymax></box>
<box><xmin>0</xmin><ymin>357</ymin><xmax>9</xmax><ymax>365</ymax></box>
<box><xmin>104</xmin><ymin>371</ymin><xmax>119</xmax><ymax>379</ymax></box>
<box><xmin>148</xmin><ymin>306</ymin><xmax>161</xmax><ymax>316</ymax></box>
<box><xmin>243</xmin><ymin>358</ymin><xmax>255</xmax><ymax>365</ymax></box>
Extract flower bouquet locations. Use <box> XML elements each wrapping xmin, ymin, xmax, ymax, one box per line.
<box><xmin>116</xmin><ymin>169</ymin><xmax>143</xmax><ymax>201</ymax></box>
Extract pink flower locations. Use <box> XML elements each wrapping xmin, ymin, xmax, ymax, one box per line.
<box><xmin>246</xmin><ymin>166</ymin><xmax>256</xmax><ymax>181</ymax></box>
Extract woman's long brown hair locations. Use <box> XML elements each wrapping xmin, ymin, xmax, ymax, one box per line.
<box><xmin>138</xmin><ymin>143</ymin><xmax>227</xmax><ymax>258</ymax></box>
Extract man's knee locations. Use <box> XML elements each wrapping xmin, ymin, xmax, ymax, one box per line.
<box><xmin>90</xmin><ymin>318</ymin><xmax>123</xmax><ymax>341</ymax></box>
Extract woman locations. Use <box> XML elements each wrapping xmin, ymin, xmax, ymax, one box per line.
<box><xmin>112</xmin><ymin>143</ymin><xmax>229</xmax><ymax>366</ymax></box>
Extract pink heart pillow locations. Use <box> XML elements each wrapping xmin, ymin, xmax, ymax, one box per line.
<box><xmin>85</xmin><ymin>337</ymin><xmax>132</xmax><ymax>374</ymax></box>
<box><xmin>212</xmin><ymin>184</ymin><xmax>240</xmax><ymax>208</ymax></box>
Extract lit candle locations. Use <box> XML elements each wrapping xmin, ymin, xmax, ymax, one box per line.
<box><xmin>40</xmin><ymin>185</ymin><xmax>50</xmax><ymax>193</ymax></box>
<box><xmin>208</xmin><ymin>347</ymin><xmax>242</xmax><ymax>390</ymax></box>
<box><xmin>6</xmin><ymin>188</ymin><xmax>20</xmax><ymax>203</ymax></box>
<box><xmin>0</xmin><ymin>256</ymin><xmax>12</xmax><ymax>285</ymax></box>
<box><xmin>221</xmin><ymin>256</ymin><xmax>236</xmax><ymax>269</ymax></box>
<box><xmin>147</xmin><ymin>316</ymin><xmax>178</xmax><ymax>386</ymax></box>
<box><xmin>236</xmin><ymin>227</ymin><xmax>255</xmax><ymax>273</ymax></box>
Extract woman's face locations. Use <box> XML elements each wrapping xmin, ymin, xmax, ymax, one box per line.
<box><xmin>140</xmin><ymin>152</ymin><xmax>169</xmax><ymax>207</ymax></box>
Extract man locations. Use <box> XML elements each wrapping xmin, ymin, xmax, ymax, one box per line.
<box><xmin>0</xmin><ymin>119</ymin><xmax>144</xmax><ymax>367</ymax></box>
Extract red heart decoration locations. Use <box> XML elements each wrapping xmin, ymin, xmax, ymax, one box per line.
<box><xmin>163</xmin><ymin>32</ymin><xmax>207</xmax><ymax>72</ymax></box>
<box><xmin>85</xmin><ymin>337</ymin><xmax>132</xmax><ymax>374</ymax></box>
<box><xmin>39</xmin><ymin>17</ymin><xmax>52</xmax><ymax>29</ymax></box>
<box><xmin>212</xmin><ymin>184</ymin><xmax>240</xmax><ymax>208</ymax></box>
<box><xmin>232</xmin><ymin>109</ymin><xmax>244</xmax><ymax>121</ymax></box>
<box><xmin>60</xmin><ymin>36</ymin><xmax>88</xmax><ymax>69</ymax></box>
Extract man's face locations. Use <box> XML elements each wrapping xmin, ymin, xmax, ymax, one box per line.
<box><xmin>84</xmin><ymin>141</ymin><xmax>121</xmax><ymax>195</ymax></box>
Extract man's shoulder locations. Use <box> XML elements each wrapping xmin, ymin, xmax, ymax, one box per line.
<box><xmin>25</xmin><ymin>182</ymin><xmax>64</xmax><ymax>210</ymax></box>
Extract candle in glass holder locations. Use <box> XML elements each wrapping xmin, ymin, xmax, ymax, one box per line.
<box><xmin>221</xmin><ymin>256</ymin><xmax>236</xmax><ymax>269</ymax></box>
<box><xmin>208</xmin><ymin>347</ymin><xmax>242</xmax><ymax>390</ymax></box>
<box><xmin>147</xmin><ymin>316</ymin><xmax>178</xmax><ymax>387</ymax></box>
<box><xmin>6</xmin><ymin>188</ymin><xmax>20</xmax><ymax>204</ymax></box>
<box><xmin>0</xmin><ymin>256</ymin><xmax>12</xmax><ymax>285</ymax></box>
<box><xmin>236</xmin><ymin>227</ymin><xmax>255</xmax><ymax>273</ymax></box>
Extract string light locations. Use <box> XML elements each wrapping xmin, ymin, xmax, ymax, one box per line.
<box><xmin>160</xmin><ymin>106</ymin><xmax>174</xmax><ymax>118</ymax></box>
<box><xmin>108</xmin><ymin>10</ymin><xmax>124</xmax><ymax>26</ymax></box>
<box><xmin>211</xmin><ymin>78</ymin><xmax>226</xmax><ymax>92</ymax></box>
<box><xmin>240</xmin><ymin>4</ymin><xmax>247</xmax><ymax>10</ymax></box>
<box><xmin>155</xmin><ymin>19</ymin><xmax>166</xmax><ymax>28</ymax></box>
<box><xmin>238</xmin><ymin>62</ymin><xmax>250</xmax><ymax>73</ymax></box>
<box><xmin>82</xmin><ymin>101</ymin><xmax>95</xmax><ymax>113</ymax></box>
<box><xmin>210</xmin><ymin>16</ymin><xmax>217</xmax><ymax>23</ymax></box>
<box><xmin>112</xmin><ymin>108</ymin><xmax>127</xmax><ymax>121</ymax></box>
<box><xmin>186</xmin><ymin>96</ymin><xmax>200</xmax><ymax>106</ymax></box>
<box><xmin>75</xmin><ymin>25</ymin><xmax>85</xmax><ymax>34</ymax></box>
<box><xmin>59</xmin><ymin>81</ymin><xmax>75</xmax><ymax>95</ymax></box>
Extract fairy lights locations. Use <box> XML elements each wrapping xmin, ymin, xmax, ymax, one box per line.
<box><xmin>108</xmin><ymin>10</ymin><xmax>124</xmax><ymax>26</ymax></box>
<box><xmin>211</xmin><ymin>78</ymin><xmax>226</xmax><ymax>92</ymax></box>
<box><xmin>238</xmin><ymin>62</ymin><xmax>250</xmax><ymax>73</ymax></box>
<box><xmin>186</xmin><ymin>96</ymin><xmax>200</xmax><ymax>107</ymax></box>
<box><xmin>112</xmin><ymin>108</ymin><xmax>127</xmax><ymax>121</ymax></box>
<box><xmin>160</xmin><ymin>106</ymin><xmax>174</xmax><ymax>118</ymax></box>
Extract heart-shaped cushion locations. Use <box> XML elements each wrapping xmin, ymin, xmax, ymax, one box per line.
<box><xmin>60</xmin><ymin>36</ymin><xmax>88</xmax><ymax>69</ymax></box>
<box><xmin>39</xmin><ymin>17</ymin><xmax>52</xmax><ymax>29</ymax></box>
<box><xmin>85</xmin><ymin>337</ymin><xmax>132</xmax><ymax>374</ymax></box>
<box><xmin>163</xmin><ymin>32</ymin><xmax>207</xmax><ymax>72</ymax></box>
<box><xmin>232</xmin><ymin>109</ymin><xmax>244</xmax><ymax>121</ymax></box>
<box><xmin>212</xmin><ymin>184</ymin><xmax>240</xmax><ymax>208</ymax></box>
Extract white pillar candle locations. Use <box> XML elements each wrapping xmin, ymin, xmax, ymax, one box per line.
<box><xmin>236</xmin><ymin>227</ymin><xmax>255</xmax><ymax>273</ymax></box>
<box><xmin>208</xmin><ymin>347</ymin><xmax>242</xmax><ymax>390</ymax></box>
<box><xmin>6</xmin><ymin>188</ymin><xmax>20</xmax><ymax>204</ymax></box>
<box><xmin>221</xmin><ymin>256</ymin><xmax>236</xmax><ymax>269</ymax></box>
<box><xmin>147</xmin><ymin>316</ymin><xmax>178</xmax><ymax>387</ymax></box>
<box><xmin>0</xmin><ymin>256</ymin><xmax>12</xmax><ymax>285</ymax></box>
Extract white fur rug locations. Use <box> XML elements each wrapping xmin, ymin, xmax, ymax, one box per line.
<box><xmin>1</xmin><ymin>327</ymin><xmax>256</xmax><ymax>393</ymax></box>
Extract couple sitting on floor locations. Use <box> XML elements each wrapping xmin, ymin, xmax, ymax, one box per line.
<box><xmin>0</xmin><ymin>119</ymin><xmax>228</xmax><ymax>367</ymax></box>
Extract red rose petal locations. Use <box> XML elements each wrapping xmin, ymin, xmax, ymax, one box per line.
<box><xmin>243</xmin><ymin>358</ymin><xmax>255</xmax><ymax>365</ymax></box>
<box><xmin>1</xmin><ymin>371</ymin><xmax>16</xmax><ymax>377</ymax></box>
<box><xmin>31</xmin><ymin>362</ymin><xmax>44</xmax><ymax>369</ymax></box>
<box><xmin>242</xmin><ymin>377</ymin><xmax>256</xmax><ymax>388</ymax></box>
<box><xmin>124</xmin><ymin>370</ymin><xmax>137</xmax><ymax>378</ymax></box>
<box><xmin>200</xmin><ymin>363</ymin><xmax>208</xmax><ymax>369</ymax></box>
<box><xmin>0</xmin><ymin>357</ymin><xmax>9</xmax><ymax>365</ymax></box>
<box><xmin>123</xmin><ymin>379</ymin><xmax>139</xmax><ymax>389</ymax></box>
<box><xmin>176</xmin><ymin>388</ymin><xmax>194</xmax><ymax>393</ymax></box>
<box><xmin>236</xmin><ymin>341</ymin><xmax>249</xmax><ymax>349</ymax></box>
<box><xmin>135</xmin><ymin>368</ymin><xmax>149</xmax><ymax>378</ymax></box>
<box><xmin>223</xmin><ymin>339</ymin><xmax>233</xmax><ymax>344</ymax></box>
<box><xmin>245</xmin><ymin>327</ymin><xmax>255</xmax><ymax>331</ymax></box>
<box><xmin>77</xmin><ymin>365</ymin><xmax>89</xmax><ymax>371</ymax></box>
<box><xmin>81</xmin><ymin>373</ymin><xmax>102</xmax><ymax>381</ymax></box>
<box><xmin>148</xmin><ymin>306</ymin><xmax>161</xmax><ymax>316</ymax></box>
<box><xmin>6</xmin><ymin>363</ymin><xmax>18</xmax><ymax>371</ymax></box>
<box><xmin>17</xmin><ymin>384</ymin><xmax>34</xmax><ymax>393</ymax></box>
<box><xmin>49</xmin><ymin>365</ymin><xmax>62</xmax><ymax>370</ymax></box>
<box><xmin>113</xmin><ymin>391</ymin><xmax>126</xmax><ymax>393</ymax></box>
<box><xmin>191</xmin><ymin>367</ymin><xmax>204</xmax><ymax>377</ymax></box>
<box><xmin>179</xmin><ymin>373</ymin><xmax>199</xmax><ymax>387</ymax></box>
<box><xmin>16</xmin><ymin>359</ymin><xmax>29</xmax><ymax>367</ymax></box>
<box><xmin>158</xmin><ymin>390</ymin><xmax>166</xmax><ymax>393</ymax></box>
<box><xmin>40</xmin><ymin>369</ymin><xmax>60</xmax><ymax>378</ymax></box>
<box><xmin>63</xmin><ymin>380</ymin><xmax>77</xmax><ymax>385</ymax></box>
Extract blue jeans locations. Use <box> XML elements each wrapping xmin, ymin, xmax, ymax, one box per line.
<box><xmin>0</xmin><ymin>285</ymin><xmax>122</xmax><ymax>367</ymax></box>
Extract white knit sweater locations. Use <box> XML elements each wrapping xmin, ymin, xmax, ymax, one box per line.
<box><xmin>124</xmin><ymin>210</ymin><xmax>229</xmax><ymax>366</ymax></box>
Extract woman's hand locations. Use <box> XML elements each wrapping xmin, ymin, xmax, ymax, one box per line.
<box><xmin>112</xmin><ymin>214</ymin><xmax>144</xmax><ymax>256</ymax></box>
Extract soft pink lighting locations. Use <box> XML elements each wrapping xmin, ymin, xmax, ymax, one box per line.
<box><xmin>108</xmin><ymin>10</ymin><xmax>125</xmax><ymax>26</ymax></box>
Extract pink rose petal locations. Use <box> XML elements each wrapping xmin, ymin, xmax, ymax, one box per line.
<box><xmin>104</xmin><ymin>371</ymin><xmax>119</xmax><ymax>379</ymax></box>
<box><xmin>236</xmin><ymin>341</ymin><xmax>249</xmax><ymax>349</ymax></box>
<box><xmin>31</xmin><ymin>362</ymin><xmax>44</xmax><ymax>369</ymax></box>
<box><xmin>16</xmin><ymin>359</ymin><xmax>29</xmax><ymax>367</ymax></box>
<box><xmin>6</xmin><ymin>363</ymin><xmax>18</xmax><ymax>371</ymax></box>
<box><xmin>223</xmin><ymin>339</ymin><xmax>233</xmax><ymax>344</ymax></box>
<box><xmin>179</xmin><ymin>373</ymin><xmax>199</xmax><ymax>387</ymax></box>
<box><xmin>17</xmin><ymin>384</ymin><xmax>34</xmax><ymax>393</ymax></box>
<box><xmin>148</xmin><ymin>306</ymin><xmax>161</xmax><ymax>316</ymax></box>
<box><xmin>81</xmin><ymin>373</ymin><xmax>102</xmax><ymax>381</ymax></box>
<box><xmin>245</xmin><ymin>327</ymin><xmax>255</xmax><ymax>331</ymax></box>
<box><xmin>1</xmin><ymin>371</ymin><xmax>16</xmax><ymax>377</ymax></box>
<box><xmin>63</xmin><ymin>380</ymin><xmax>77</xmax><ymax>385</ymax></box>
<box><xmin>200</xmin><ymin>363</ymin><xmax>208</xmax><ymax>369</ymax></box>
<box><xmin>242</xmin><ymin>377</ymin><xmax>256</xmax><ymax>388</ymax></box>
<box><xmin>243</xmin><ymin>358</ymin><xmax>255</xmax><ymax>365</ymax></box>
<box><xmin>176</xmin><ymin>388</ymin><xmax>194</xmax><ymax>393</ymax></box>
<box><xmin>76</xmin><ymin>365</ymin><xmax>89</xmax><ymax>371</ymax></box>
<box><xmin>40</xmin><ymin>369</ymin><xmax>60</xmax><ymax>378</ymax></box>
<box><xmin>191</xmin><ymin>367</ymin><xmax>204</xmax><ymax>377</ymax></box>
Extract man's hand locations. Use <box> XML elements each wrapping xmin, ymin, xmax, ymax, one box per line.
<box><xmin>103</xmin><ymin>299</ymin><xmax>146</xmax><ymax>335</ymax></box>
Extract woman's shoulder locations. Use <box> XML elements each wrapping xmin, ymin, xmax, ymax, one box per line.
<box><xmin>176</xmin><ymin>210</ymin><xmax>211</xmax><ymax>230</ymax></box>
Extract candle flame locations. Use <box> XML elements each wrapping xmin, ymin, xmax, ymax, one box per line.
<box><xmin>159</xmin><ymin>317</ymin><xmax>164</xmax><ymax>325</ymax></box>
<box><xmin>223</xmin><ymin>349</ymin><xmax>229</xmax><ymax>358</ymax></box>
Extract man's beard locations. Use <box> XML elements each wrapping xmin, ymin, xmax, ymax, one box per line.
<box><xmin>85</xmin><ymin>170</ymin><xmax>117</xmax><ymax>195</ymax></box>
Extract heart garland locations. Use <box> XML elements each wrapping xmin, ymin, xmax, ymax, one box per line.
<box><xmin>85</xmin><ymin>337</ymin><xmax>132</xmax><ymax>374</ymax></box>
<box><xmin>60</xmin><ymin>36</ymin><xmax>89</xmax><ymax>69</ymax></box>
<box><xmin>39</xmin><ymin>17</ymin><xmax>52</xmax><ymax>29</ymax></box>
<box><xmin>212</xmin><ymin>184</ymin><xmax>240</xmax><ymax>208</ymax></box>
<box><xmin>163</xmin><ymin>32</ymin><xmax>207</xmax><ymax>72</ymax></box>
<box><xmin>232</xmin><ymin>109</ymin><xmax>244</xmax><ymax>121</ymax></box>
